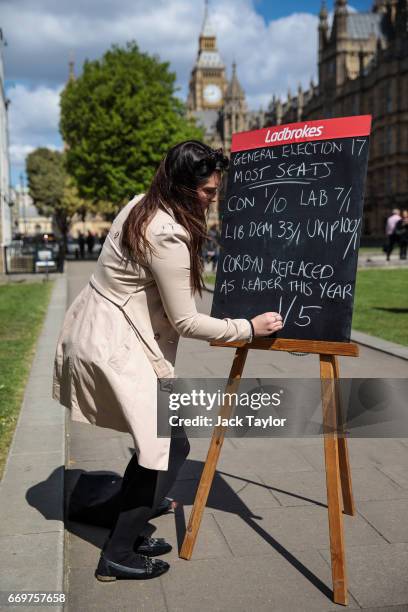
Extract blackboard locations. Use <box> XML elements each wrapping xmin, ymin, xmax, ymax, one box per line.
<box><xmin>210</xmin><ymin>116</ymin><xmax>372</xmax><ymax>342</ymax></box>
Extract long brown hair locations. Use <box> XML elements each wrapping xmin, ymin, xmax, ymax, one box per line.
<box><xmin>121</xmin><ymin>140</ymin><xmax>228</xmax><ymax>297</ymax></box>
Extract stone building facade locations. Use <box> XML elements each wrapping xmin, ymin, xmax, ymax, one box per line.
<box><xmin>267</xmin><ymin>0</ymin><xmax>408</xmax><ymax>237</ymax></box>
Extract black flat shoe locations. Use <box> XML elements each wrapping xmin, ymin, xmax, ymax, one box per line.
<box><xmin>134</xmin><ymin>536</ymin><xmax>172</xmax><ymax>557</ymax></box>
<box><xmin>150</xmin><ymin>497</ymin><xmax>174</xmax><ymax>519</ymax></box>
<box><xmin>95</xmin><ymin>552</ymin><xmax>169</xmax><ymax>582</ymax></box>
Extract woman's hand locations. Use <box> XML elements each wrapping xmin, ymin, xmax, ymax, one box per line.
<box><xmin>251</xmin><ymin>312</ymin><xmax>283</xmax><ymax>336</ymax></box>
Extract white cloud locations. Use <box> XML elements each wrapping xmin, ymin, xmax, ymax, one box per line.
<box><xmin>212</xmin><ymin>4</ymin><xmax>318</xmax><ymax>102</ymax></box>
<box><xmin>7</xmin><ymin>84</ymin><xmax>63</xmax><ymax>178</ymax></box>
<box><xmin>8</xmin><ymin>84</ymin><xmax>62</xmax><ymax>136</ymax></box>
<box><xmin>1</xmin><ymin>0</ymin><xmax>201</xmax><ymax>84</ymax></box>
<box><xmin>2</xmin><ymin>0</ymin><xmax>322</xmax><ymax>181</ymax></box>
<box><xmin>3</xmin><ymin>0</ymin><xmax>320</xmax><ymax>101</ymax></box>
<box><xmin>9</xmin><ymin>144</ymin><xmax>35</xmax><ymax>165</ymax></box>
<box><xmin>9</xmin><ymin>143</ymin><xmax>60</xmax><ymax>165</ymax></box>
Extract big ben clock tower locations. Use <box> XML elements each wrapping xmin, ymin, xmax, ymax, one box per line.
<box><xmin>187</xmin><ymin>0</ymin><xmax>227</xmax><ymax>112</ymax></box>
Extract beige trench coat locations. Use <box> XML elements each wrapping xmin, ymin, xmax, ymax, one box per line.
<box><xmin>52</xmin><ymin>195</ymin><xmax>252</xmax><ymax>470</ymax></box>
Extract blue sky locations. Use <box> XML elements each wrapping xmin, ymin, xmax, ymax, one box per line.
<box><xmin>2</xmin><ymin>0</ymin><xmax>375</xmax><ymax>186</ymax></box>
<box><xmin>255</xmin><ymin>0</ymin><xmax>371</xmax><ymax>20</ymax></box>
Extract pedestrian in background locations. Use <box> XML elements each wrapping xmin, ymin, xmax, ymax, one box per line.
<box><xmin>86</xmin><ymin>231</ymin><xmax>95</xmax><ymax>256</ymax></box>
<box><xmin>99</xmin><ymin>231</ymin><xmax>108</xmax><ymax>247</ymax></box>
<box><xmin>395</xmin><ymin>209</ymin><xmax>408</xmax><ymax>260</ymax></box>
<box><xmin>385</xmin><ymin>208</ymin><xmax>401</xmax><ymax>261</ymax></box>
<box><xmin>78</xmin><ymin>233</ymin><xmax>85</xmax><ymax>259</ymax></box>
<box><xmin>56</xmin><ymin>240</ymin><xmax>65</xmax><ymax>273</ymax></box>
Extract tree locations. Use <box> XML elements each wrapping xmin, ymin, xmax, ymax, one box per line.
<box><xmin>60</xmin><ymin>41</ymin><xmax>204</xmax><ymax>206</ymax></box>
<box><xmin>25</xmin><ymin>148</ymin><xmax>85</xmax><ymax>244</ymax></box>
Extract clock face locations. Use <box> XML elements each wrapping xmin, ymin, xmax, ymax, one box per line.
<box><xmin>203</xmin><ymin>84</ymin><xmax>222</xmax><ymax>104</ymax></box>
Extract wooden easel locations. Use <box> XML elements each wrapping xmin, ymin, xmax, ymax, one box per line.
<box><xmin>179</xmin><ymin>337</ymin><xmax>358</xmax><ymax>606</ymax></box>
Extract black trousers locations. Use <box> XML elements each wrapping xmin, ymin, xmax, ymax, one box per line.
<box><xmin>103</xmin><ymin>426</ymin><xmax>190</xmax><ymax>560</ymax></box>
<box><xmin>386</xmin><ymin>234</ymin><xmax>399</xmax><ymax>259</ymax></box>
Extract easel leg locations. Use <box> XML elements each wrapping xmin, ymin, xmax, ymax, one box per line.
<box><xmin>320</xmin><ymin>354</ymin><xmax>348</xmax><ymax>605</ymax></box>
<box><xmin>332</xmin><ymin>356</ymin><xmax>355</xmax><ymax>517</ymax></box>
<box><xmin>337</xmin><ymin>438</ymin><xmax>355</xmax><ymax>516</ymax></box>
<box><xmin>179</xmin><ymin>346</ymin><xmax>248</xmax><ymax>560</ymax></box>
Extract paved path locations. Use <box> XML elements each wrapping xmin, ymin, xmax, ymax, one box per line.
<box><xmin>64</xmin><ymin>261</ymin><xmax>408</xmax><ymax>612</ymax></box>
<box><xmin>357</xmin><ymin>253</ymin><xmax>408</xmax><ymax>268</ymax></box>
<box><xmin>0</xmin><ymin>275</ymin><xmax>67</xmax><ymax>612</ymax></box>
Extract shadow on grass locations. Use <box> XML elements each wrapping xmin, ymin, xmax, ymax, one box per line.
<box><xmin>373</xmin><ymin>307</ymin><xmax>408</xmax><ymax>314</ymax></box>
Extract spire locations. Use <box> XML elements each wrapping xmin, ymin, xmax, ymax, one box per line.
<box><xmin>275</xmin><ymin>97</ymin><xmax>282</xmax><ymax>125</ymax></box>
<box><xmin>319</xmin><ymin>0</ymin><xmax>328</xmax><ymax>22</ymax></box>
<box><xmin>333</xmin><ymin>0</ymin><xmax>348</xmax><ymax>38</ymax></box>
<box><xmin>189</xmin><ymin>0</ymin><xmax>226</xmax><ymax>112</ymax></box>
<box><xmin>198</xmin><ymin>0</ymin><xmax>220</xmax><ymax>58</ymax></box>
<box><xmin>335</xmin><ymin>0</ymin><xmax>348</xmax><ymax>12</ymax></box>
<box><xmin>226</xmin><ymin>61</ymin><xmax>245</xmax><ymax>100</ymax></box>
<box><xmin>297</xmin><ymin>83</ymin><xmax>304</xmax><ymax>121</ymax></box>
<box><xmin>319</xmin><ymin>1</ymin><xmax>329</xmax><ymax>51</ymax></box>
<box><xmin>201</xmin><ymin>0</ymin><xmax>215</xmax><ymax>37</ymax></box>
<box><xmin>373</xmin><ymin>0</ymin><xmax>388</xmax><ymax>13</ymax></box>
<box><xmin>68</xmin><ymin>52</ymin><xmax>75</xmax><ymax>83</ymax></box>
<box><xmin>223</xmin><ymin>60</ymin><xmax>247</xmax><ymax>143</ymax></box>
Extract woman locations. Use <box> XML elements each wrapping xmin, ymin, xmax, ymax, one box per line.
<box><xmin>396</xmin><ymin>209</ymin><xmax>408</xmax><ymax>260</ymax></box>
<box><xmin>52</xmin><ymin>140</ymin><xmax>283</xmax><ymax>582</ymax></box>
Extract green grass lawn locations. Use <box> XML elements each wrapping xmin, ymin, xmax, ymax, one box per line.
<box><xmin>353</xmin><ymin>269</ymin><xmax>408</xmax><ymax>345</ymax></box>
<box><xmin>204</xmin><ymin>269</ymin><xmax>408</xmax><ymax>346</ymax></box>
<box><xmin>0</xmin><ymin>281</ymin><xmax>54</xmax><ymax>479</ymax></box>
<box><xmin>358</xmin><ymin>247</ymin><xmax>383</xmax><ymax>254</ymax></box>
